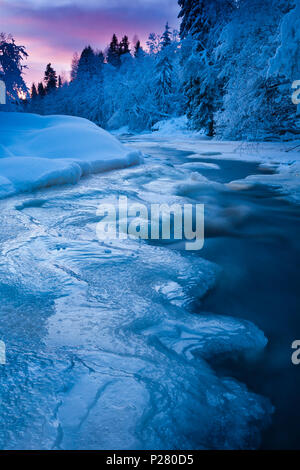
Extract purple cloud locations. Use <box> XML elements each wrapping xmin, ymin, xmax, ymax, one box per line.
<box><xmin>0</xmin><ymin>0</ymin><xmax>180</xmax><ymax>85</ymax></box>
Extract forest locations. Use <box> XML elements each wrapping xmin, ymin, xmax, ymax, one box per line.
<box><xmin>0</xmin><ymin>0</ymin><xmax>299</xmax><ymax>141</ymax></box>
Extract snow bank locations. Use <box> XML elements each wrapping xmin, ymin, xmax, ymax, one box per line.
<box><xmin>0</xmin><ymin>112</ymin><xmax>142</xmax><ymax>198</ymax></box>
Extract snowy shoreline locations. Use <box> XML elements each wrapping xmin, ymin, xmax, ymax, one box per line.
<box><xmin>119</xmin><ymin>117</ymin><xmax>300</xmax><ymax>205</ymax></box>
<box><xmin>1</xmin><ymin>113</ymin><xmax>299</xmax><ymax>205</ymax></box>
<box><xmin>0</xmin><ymin>113</ymin><xmax>142</xmax><ymax>199</ymax></box>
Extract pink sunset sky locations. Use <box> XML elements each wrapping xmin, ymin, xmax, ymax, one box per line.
<box><xmin>0</xmin><ymin>0</ymin><xmax>180</xmax><ymax>86</ymax></box>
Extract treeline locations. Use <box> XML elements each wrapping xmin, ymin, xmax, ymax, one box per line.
<box><xmin>3</xmin><ymin>0</ymin><xmax>300</xmax><ymax>140</ymax></box>
<box><xmin>26</xmin><ymin>24</ymin><xmax>181</xmax><ymax>131</ymax></box>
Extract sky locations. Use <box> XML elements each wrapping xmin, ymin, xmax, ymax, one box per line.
<box><xmin>0</xmin><ymin>0</ymin><xmax>180</xmax><ymax>86</ymax></box>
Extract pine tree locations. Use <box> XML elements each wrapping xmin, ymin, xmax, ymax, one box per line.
<box><xmin>161</xmin><ymin>22</ymin><xmax>172</xmax><ymax>48</ymax></box>
<box><xmin>70</xmin><ymin>52</ymin><xmax>79</xmax><ymax>81</ymax></box>
<box><xmin>77</xmin><ymin>46</ymin><xmax>101</xmax><ymax>79</ymax></box>
<box><xmin>147</xmin><ymin>33</ymin><xmax>160</xmax><ymax>55</ymax></box>
<box><xmin>215</xmin><ymin>0</ymin><xmax>296</xmax><ymax>139</ymax></box>
<box><xmin>66</xmin><ymin>44</ymin><xmax>105</xmax><ymax>126</ymax></box>
<box><xmin>155</xmin><ymin>52</ymin><xmax>173</xmax><ymax>114</ymax></box>
<box><xmin>31</xmin><ymin>83</ymin><xmax>38</xmax><ymax>99</ymax></box>
<box><xmin>119</xmin><ymin>36</ymin><xmax>130</xmax><ymax>56</ymax></box>
<box><xmin>178</xmin><ymin>0</ymin><xmax>234</xmax><ymax>45</ymax></box>
<box><xmin>58</xmin><ymin>75</ymin><xmax>62</xmax><ymax>88</ymax></box>
<box><xmin>134</xmin><ymin>40</ymin><xmax>141</xmax><ymax>58</ymax></box>
<box><xmin>0</xmin><ymin>33</ymin><xmax>28</xmax><ymax>102</ymax></box>
<box><xmin>178</xmin><ymin>0</ymin><xmax>205</xmax><ymax>42</ymax></box>
<box><xmin>44</xmin><ymin>63</ymin><xmax>57</xmax><ymax>93</ymax></box>
<box><xmin>107</xmin><ymin>34</ymin><xmax>121</xmax><ymax>67</ymax></box>
<box><xmin>37</xmin><ymin>81</ymin><xmax>46</xmax><ymax>97</ymax></box>
<box><xmin>98</xmin><ymin>51</ymin><xmax>105</xmax><ymax>64</ymax></box>
<box><xmin>178</xmin><ymin>0</ymin><xmax>234</xmax><ymax>134</ymax></box>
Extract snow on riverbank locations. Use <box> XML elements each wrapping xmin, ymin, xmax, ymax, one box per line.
<box><xmin>0</xmin><ymin>113</ymin><xmax>142</xmax><ymax>199</ymax></box>
<box><xmin>121</xmin><ymin>117</ymin><xmax>300</xmax><ymax>204</ymax></box>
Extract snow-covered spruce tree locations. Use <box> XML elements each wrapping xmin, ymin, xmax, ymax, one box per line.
<box><xmin>269</xmin><ymin>0</ymin><xmax>300</xmax><ymax>79</ymax></box>
<box><xmin>119</xmin><ymin>36</ymin><xmax>130</xmax><ymax>56</ymax></box>
<box><xmin>107</xmin><ymin>34</ymin><xmax>121</xmax><ymax>68</ymax></box>
<box><xmin>70</xmin><ymin>52</ymin><xmax>79</xmax><ymax>81</ymax></box>
<box><xmin>28</xmin><ymin>83</ymin><xmax>41</xmax><ymax>113</ymax></box>
<box><xmin>215</xmin><ymin>0</ymin><xmax>296</xmax><ymax>140</ymax></box>
<box><xmin>134</xmin><ymin>40</ymin><xmax>145</xmax><ymax>59</ymax></box>
<box><xmin>32</xmin><ymin>45</ymin><xmax>105</xmax><ymax>126</ymax></box>
<box><xmin>31</xmin><ymin>83</ymin><xmax>38</xmax><ymax>99</ymax></box>
<box><xmin>119</xmin><ymin>36</ymin><xmax>133</xmax><ymax>70</ymax></box>
<box><xmin>268</xmin><ymin>0</ymin><xmax>300</xmax><ymax>136</ymax></box>
<box><xmin>66</xmin><ymin>46</ymin><xmax>105</xmax><ymax>125</ymax></box>
<box><xmin>104</xmin><ymin>23</ymin><xmax>182</xmax><ymax>132</ymax></box>
<box><xmin>178</xmin><ymin>0</ymin><xmax>234</xmax><ymax>135</ymax></box>
<box><xmin>28</xmin><ymin>63</ymin><xmax>58</xmax><ymax>114</ymax></box>
<box><xmin>44</xmin><ymin>63</ymin><xmax>57</xmax><ymax>94</ymax></box>
<box><xmin>146</xmin><ymin>33</ymin><xmax>161</xmax><ymax>56</ymax></box>
<box><xmin>104</xmin><ymin>48</ymin><xmax>155</xmax><ymax>130</ymax></box>
<box><xmin>153</xmin><ymin>23</ymin><xmax>175</xmax><ymax>115</ymax></box>
<box><xmin>0</xmin><ymin>33</ymin><xmax>28</xmax><ymax>105</ymax></box>
<box><xmin>161</xmin><ymin>22</ymin><xmax>172</xmax><ymax>49</ymax></box>
<box><xmin>26</xmin><ymin>24</ymin><xmax>182</xmax><ymax>132</ymax></box>
<box><xmin>27</xmin><ymin>80</ymin><xmax>46</xmax><ymax>113</ymax></box>
<box><xmin>155</xmin><ymin>54</ymin><xmax>173</xmax><ymax>115</ymax></box>
<box><xmin>37</xmin><ymin>82</ymin><xmax>45</xmax><ymax>97</ymax></box>
<box><xmin>76</xmin><ymin>46</ymin><xmax>99</xmax><ymax>79</ymax></box>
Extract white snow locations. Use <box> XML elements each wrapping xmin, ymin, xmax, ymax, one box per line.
<box><xmin>0</xmin><ymin>112</ymin><xmax>142</xmax><ymax>198</ymax></box>
<box><xmin>151</xmin><ymin>116</ymin><xmax>190</xmax><ymax>136</ymax></box>
<box><xmin>126</xmin><ymin>126</ymin><xmax>300</xmax><ymax>204</ymax></box>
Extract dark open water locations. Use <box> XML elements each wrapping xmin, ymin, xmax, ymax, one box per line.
<box><xmin>125</xmin><ymin>138</ymin><xmax>300</xmax><ymax>449</ymax></box>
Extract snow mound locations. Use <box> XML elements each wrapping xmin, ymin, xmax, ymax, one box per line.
<box><xmin>0</xmin><ymin>112</ymin><xmax>142</xmax><ymax>198</ymax></box>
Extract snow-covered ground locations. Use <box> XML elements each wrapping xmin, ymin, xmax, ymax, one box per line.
<box><xmin>0</xmin><ymin>113</ymin><xmax>141</xmax><ymax>199</ymax></box>
<box><xmin>0</xmin><ymin>114</ymin><xmax>279</xmax><ymax>449</ymax></box>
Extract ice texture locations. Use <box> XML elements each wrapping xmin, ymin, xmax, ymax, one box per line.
<box><xmin>0</xmin><ymin>130</ymin><xmax>273</xmax><ymax>450</ymax></box>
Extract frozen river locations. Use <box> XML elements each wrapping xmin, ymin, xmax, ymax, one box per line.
<box><xmin>0</xmin><ymin>134</ymin><xmax>299</xmax><ymax>449</ymax></box>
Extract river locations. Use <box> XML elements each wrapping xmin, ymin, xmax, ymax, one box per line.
<box><xmin>0</xmin><ymin>135</ymin><xmax>299</xmax><ymax>449</ymax></box>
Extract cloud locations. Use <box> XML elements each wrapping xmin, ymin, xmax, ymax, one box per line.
<box><xmin>0</xmin><ymin>0</ymin><xmax>180</xmax><ymax>85</ymax></box>
<box><xmin>3</xmin><ymin>0</ymin><xmax>178</xmax><ymax>10</ymax></box>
